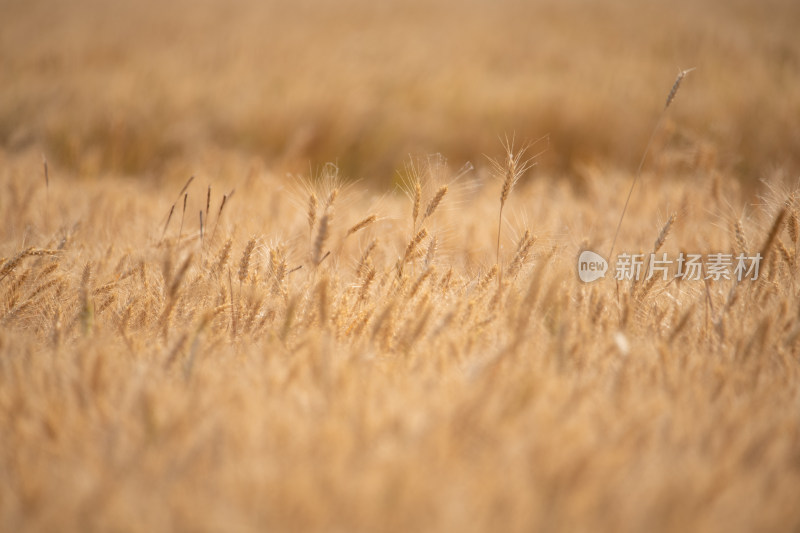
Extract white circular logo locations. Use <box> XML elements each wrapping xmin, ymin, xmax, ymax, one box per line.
<box><xmin>577</xmin><ymin>250</ymin><xmax>608</xmax><ymax>283</ymax></box>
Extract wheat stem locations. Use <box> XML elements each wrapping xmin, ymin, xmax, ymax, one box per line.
<box><xmin>608</xmin><ymin>69</ymin><xmax>693</xmax><ymax>260</ymax></box>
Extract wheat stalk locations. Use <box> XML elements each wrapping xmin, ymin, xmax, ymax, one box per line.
<box><xmin>608</xmin><ymin>68</ymin><xmax>694</xmax><ymax>260</ymax></box>
<box><xmin>490</xmin><ymin>135</ymin><xmax>534</xmax><ymax>264</ymax></box>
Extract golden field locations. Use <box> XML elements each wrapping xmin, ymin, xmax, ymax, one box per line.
<box><xmin>1</xmin><ymin>0</ymin><xmax>800</xmax><ymax>531</ymax></box>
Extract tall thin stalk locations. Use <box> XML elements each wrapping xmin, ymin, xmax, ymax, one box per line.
<box><xmin>608</xmin><ymin>68</ymin><xmax>694</xmax><ymax>260</ymax></box>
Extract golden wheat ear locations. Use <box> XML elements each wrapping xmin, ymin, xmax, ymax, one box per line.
<box><xmin>345</xmin><ymin>215</ymin><xmax>377</xmax><ymax>238</ymax></box>
<box><xmin>665</xmin><ymin>68</ymin><xmax>695</xmax><ymax>110</ymax></box>
<box><xmin>312</xmin><ymin>206</ymin><xmax>333</xmax><ymax>267</ymax></box>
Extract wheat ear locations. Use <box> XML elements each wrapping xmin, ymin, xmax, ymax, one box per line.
<box><xmin>346</xmin><ymin>215</ymin><xmax>377</xmax><ymax>238</ymax></box>
<box><xmin>312</xmin><ymin>207</ymin><xmax>332</xmax><ymax>266</ymax></box>
<box><xmin>238</xmin><ymin>239</ymin><xmax>256</xmax><ymax>283</ymax></box>
<box><xmin>491</xmin><ymin>135</ymin><xmax>534</xmax><ymax>265</ymax></box>
<box><xmin>307</xmin><ymin>193</ymin><xmax>318</xmax><ymax>238</ymax></box>
<box><xmin>178</xmin><ymin>192</ymin><xmax>188</xmax><ymax>245</ymax></box>
<box><xmin>160</xmin><ymin>204</ymin><xmax>175</xmax><ymax>244</ymax></box>
<box><xmin>653</xmin><ymin>212</ymin><xmax>677</xmax><ymax>253</ymax></box>
<box><xmin>421</xmin><ymin>186</ymin><xmax>448</xmax><ymax>224</ymax></box>
<box><xmin>759</xmin><ymin>207</ymin><xmax>787</xmax><ymax>262</ymax></box>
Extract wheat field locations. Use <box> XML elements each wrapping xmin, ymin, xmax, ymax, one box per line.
<box><xmin>2</xmin><ymin>0</ymin><xmax>800</xmax><ymax>532</ymax></box>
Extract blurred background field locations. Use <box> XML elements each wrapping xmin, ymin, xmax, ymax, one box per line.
<box><xmin>2</xmin><ymin>0</ymin><xmax>799</xmax><ymax>183</ymax></box>
<box><xmin>3</xmin><ymin>2</ymin><xmax>800</xmax><ymax>532</ymax></box>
